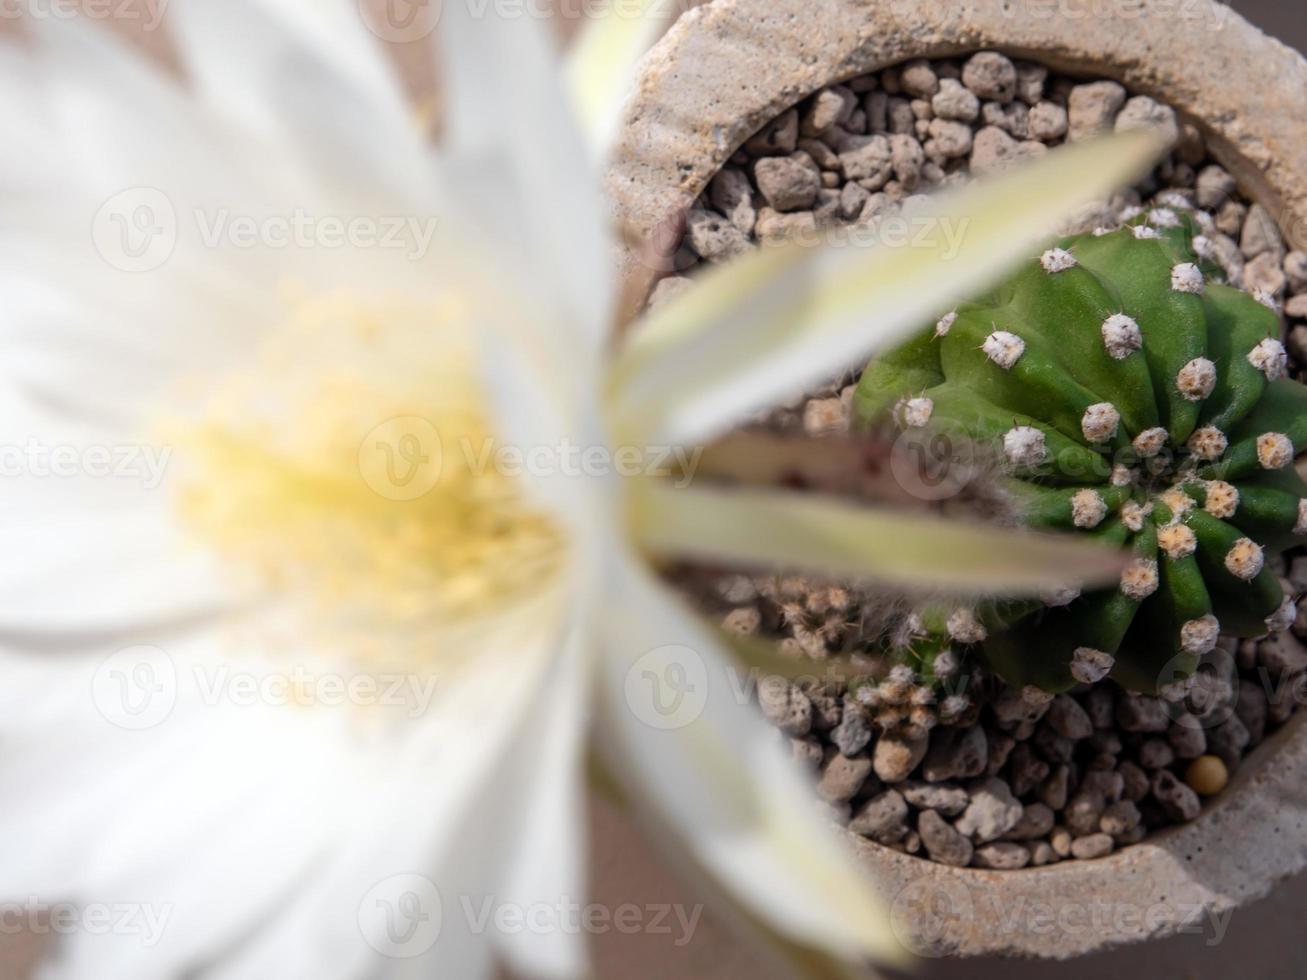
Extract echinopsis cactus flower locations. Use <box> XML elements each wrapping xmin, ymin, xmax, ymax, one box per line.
<box><xmin>855</xmin><ymin>209</ymin><xmax>1307</xmax><ymax>697</ymax></box>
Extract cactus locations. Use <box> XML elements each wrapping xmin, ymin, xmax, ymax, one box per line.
<box><xmin>853</xmin><ymin>208</ymin><xmax>1307</xmax><ymax>696</ymax></box>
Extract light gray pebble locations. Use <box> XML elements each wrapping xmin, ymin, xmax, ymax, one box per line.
<box><xmin>1064</xmin><ymin>791</ymin><xmax>1106</xmax><ymax>836</ymax></box>
<box><xmin>801</xmin><ymin>86</ymin><xmax>857</xmax><ymax>137</ymax></box>
<box><xmin>686</xmin><ymin>209</ymin><xmax>752</xmax><ymax>263</ymax></box>
<box><xmin>1244</xmin><ymin>251</ymin><xmax>1287</xmax><ymax>298</ymax></box>
<box><xmin>931</xmin><ymin>78</ymin><xmax>981</xmax><ymax>122</ymax></box>
<box><xmin>745</xmin><ymin>108</ymin><xmax>799</xmax><ymax>156</ymax></box>
<box><xmin>1152</xmin><ymin>770</ymin><xmax>1202</xmax><ymax>822</ymax></box>
<box><xmin>1287</xmin><ymin>295</ymin><xmax>1307</xmax><ymax>320</ymax></box>
<box><xmin>1207</xmin><ymin>714</ymin><xmax>1250</xmax><ymax>771</ymax></box>
<box><xmin>709</xmin><ymin>167</ymin><xmax>757</xmax><ymax>235</ymax></box>
<box><xmin>1047</xmin><ymin>695</ymin><xmax>1094</xmax><ymax>740</ymax></box>
<box><xmin>831</xmin><ymin>701</ymin><xmax>873</xmax><ymax>756</ymax></box>
<box><xmin>1050</xmin><ymin>826</ymin><xmax>1073</xmax><ymax>857</ymax></box>
<box><xmin>1016</xmin><ymin>63</ymin><xmax>1047</xmax><ymax>105</ymax></box>
<box><xmin>753</xmin><ymin>156</ymin><xmax>820</xmax><ymax>212</ymax></box>
<box><xmin>923</xmin><ymin>725</ymin><xmax>988</xmax><ymax>782</ymax></box>
<box><xmin>917</xmin><ymin>809</ymin><xmax>974</xmax><ymax>867</ymax></box>
<box><xmin>1008</xmin><ymin>742</ymin><xmax>1051</xmax><ymax>797</ymax></box>
<box><xmin>1216</xmin><ymin>200</ymin><xmax>1249</xmax><ymax>237</ymax></box>
<box><xmin>1235</xmin><ymin>684</ymin><xmax>1268</xmax><ymax>745</ymax></box>
<box><xmin>758</xmin><ymin>680</ymin><xmax>812</xmax><ymax>737</ymax></box>
<box><xmin>983</xmin><ymin>100</ymin><xmax>1029</xmax><ymax>139</ymax></box>
<box><xmin>1242</xmin><ymin>203</ymin><xmax>1285</xmax><ymax>259</ymax></box>
<box><xmin>817</xmin><ymin>753</ymin><xmax>874</xmax><ymax>803</ymax></box>
<box><xmin>1028</xmin><ymin>840</ymin><xmax>1060</xmax><ymax>866</ymax></box>
<box><xmin>1028</xmin><ymin>100</ymin><xmax>1068</xmax><ymax>141</ymax></box>
<box><xmin>926</xmin><ymin>118</ymin><xmax>974</xmax><ymax>158</ymax></box>
<box><xmin>1071</xmin><ymin>833</ymin><xmax>1115</xmax><ymax>860</ymax></box>
<box><xmin>956</xmin><ymin>777</ymin><xmax>1023</xmax><ymax>842</ymax></box>
<box><xmin>791</xmin><ymin>737</ymin><xmax>823</xmax><ymax>770</ymax></box>
<box><xmin>1115</xmin><ymin>95</ymin><xmax>1179</xmax><ymax>148</ymax></box>
<box><xmin>1284</xmin><ymin>250</ymin><xmax>1307</xmax><ymax>292</ymax></box>
<box><xmin>1004</xmin><ymin>802</ymin><xmax>1056</xmax><ymax>841</ymax></box>
<box><xmin>874</xmin><ymin>730</ymin><xmax>929</xmax><ymax>783</ymax></box>
<box><xmin>849</xmin><ymin>789</ymin><xmax>910</xmax><ymax>844</ymax></box>
<box><xmin>1167</xmin><ymin>718</ymin><xmax>1208</xmax><ymax>759</ymax></box>
<box><xmin>863</xmin><ymin>91</ymin><xmax>889</xmax><ymax>132</ymax></box>
<box><xmin>962</xmin><ymin>51</ymin><xmax>1018</xmax><ymax>101</ymax></box>
<box><xmin>1116</xmin><ymin>693</ymin><xmax>1171</xmax><ymax>733</ymax></box>
<box><xmin>648</xmin><ymin>276</ymin><xmax>694</xmax><ymax>309</ymax></box>
<box><xmin>974</xmin><ymin>842</ymin><xmax>1031</xmax><ymax>869</ymax></box>
<box><xmin>1040</xmin><ymin>765</ymin><xmax>1071</xmax><ymax>810</ymax></box>
<box><xmin>993</xmin><ymin>688</ymin><xmax>1053</xmax><ymax>727</ymax></box>
<box><xmin>900</xmin><ymin>780</ymin><xmax>970</xmax><ymax>817</ymax></box>
<box><xmin>838</xmin><ymin>134</ymin><xmax>894</xmax><ymax>185</ymax></box>
<box><xmin>985</xmin><ymin>731</ymin><xmax>1017</xmax><ymax>777</ymax></box>
<box><xmin>1138</xmin><ymin>738</ymin><xmax>1176</xmax><ymax>770</ymax></box>
<box><xmin>1068</xmin><ymin>81</ymin><xmax>1126</xmax><ymax>141</ymax></box>
<box><xmin>1195</xmin><ymin>165</ymin><xmax>1237</xmax><ymax>210</ymax></box>
<box><xmin>1259</xmin><ymin>630</ymin><xmax>1307</xmax><ymax>678</ymax></box>
<box><xmin>1100</xmin><ymin>800</ymin><xmax>1142</xmax><ymax>837</ymax></box>
<box><xmin>1034</xmin><ymin>724</ymin><xmax>1076</xmax><ymax>764</ymax></box>
<box><xmin>1085</xmin><ymin>687</ymin><xmax>1116</xmax><ymax>729</ymax></box>
<box><xmin>900</xmin><ymin>59</ymin><xmax>940</xmax><ymax>98</ymax></box>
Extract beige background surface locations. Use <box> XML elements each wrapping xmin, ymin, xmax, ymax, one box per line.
<box><xmin>5</xmin><ymin>1</ymin><xmax>1305</xmax><ymax>978</ymax></box>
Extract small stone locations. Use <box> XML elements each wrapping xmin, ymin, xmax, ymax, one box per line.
<box><xmin>1244</xmin><ymin>251</ymin><xmax>1287</xmax><ymax>299</ymax></box>
<box><xmin>831</xmin><ymin>702</ymin><xmax>873</xmax><ymax>756</ymax></box>
<box><xmin>755</xmin><ymin>207</ymin><xmax>817</xmax><ymax>246</ymax></box>
<box><xmin>838</xmin><ymin>134</ymin><xmax>894</xmax><ymax>186</ymax></box>
<box><xmin>1070</xmin><ymin>833</ymin><xmax>1115</xmax><ymax>860</ymax></box>
<box><xmin>873</xmin><ymin>730</ymin><xmax>929</xmax><ymax>783</ymax></box>
<box><xmin>1040</xmin><ymin>765</ymin><xmax>1071</xmax><ymax>810</ymax></box>
<box><xmin>1207</xmin><ymin>715</ymin><xmax>1250</xmax><ymax>771</ymax></box>
<box><xmin>1028</xmin><ymin>100</ymin><xmax>1069</xmax><ymax>141</ymax></box>
<box><xmin>753</xmin><ymin>156</ymin><xmax>820</xmax><ymax>212</ymax></box>
<box><xmin>931</xmin><ymin>78</ymin><xmax>981</xmax><ymax>123</ymax></box>
<box><xmin>1152</xmin><ymin>769</ymin><xmax>1202</xmax><ymax>821</ymax></box>
<box><xmin>1260</xmin><ymin>631</ymin><xmax>1307</xmax><ymax>678</ymax></box>
<box><xmin>900</xmin><ymin>780</ymin><xmax>969</xmax><ymax>817</ymax></box>
<box><xmin>1003</xmin><ymin>803</ymin><xmax>1056</xmax><ymax>841</ymax></box>
<box><xmin>817</xmin><ymin>753</ymin><xmax>874</xmax><ymax>803</ymax></box>
<box><xmin>802</xmin><ymin>397</ymin><xmax>847</xmax><ymax>436</ymax></box>
<box><xmin>1216</xmin><ymin>200</ymin><xmax>1248</xmax><ymax>237</ymax></box>
<box><xmin>889</xmin><ymin>133</ymin><xmax>925</xmax><ymax>190</ymax></box>
<box><xmin>1028</xmin><ymin>841</ymin><xmax>1060</xmax><ymax>866</ymax></box>
<box><xmin>759</xmin><ymin>681</ymin><xmax>812</xmax><ymax>737</ymax></box>
<box><xmin>848</xmin><ymin>789</ymin><xmax>909</xmax><ymax>844</ymax></box>
<box><xmin>790</xmin><ymin>737</ymin><xmax>824</xmax><ymax>770</ymax></box>
<box><xmin>985</xmin><ymin>731</ymin><xmax>1017</xmax><ymax>776</ymax></box>
<box><xmin>926</xmin><ymin>118</ymin><xmax>973</xmax><ymax>159</ymax></box>
<box><xmin>1235</xmin><ymin>685</ymin><xmax>1268</xmax><ymax>745</ymax></box>
<box><xmin>956</xmin><ymin>777</ymin><xmax>1023</xmax><ymax>842</ymax></box>
<box><xmin>1185</xmin><ymin>755</ymin><xmax>1230</xmax><ymax>796</ymax></box>
<box><xmin>1137</xmin><ymin>737</ymin><xmax>1176</xmax><ymax>770</ymax></box>
<box><xmin>1089</xmin><ymin>729</ymin><xmax>1122</xmax><ymax>757</ymax></box>
<box><xmin>1085</xmin><ymin>687</ymin><xmax>1115</xmax><ymax>729</ymax></box>
<box><xmin>1034</xmin><ymin>724</ymin><xmax>1075</xmax><ymax>765</ymax></box>
<box><xmin>745</xmin><ymin>108</ymin><xmax>799</xmax><ymax>156</ymax></box>
<box><xmin>1064</xmin><ymin>791</ymin><xmax>1106</xmax><ymax>836</ymax></box>
<box><xmin>1286</xmin><ymin>295</ymin><xmax>1307</xmax><ymax>320</ymax></box>
<box><xmin>962</xmin><ymin>52</ymin><xmax>1018</xmax><ymax>101</ymax></box>
<box><xmin>922</xmin><ymin>725</ymin><xmax>988</xmax><ymax>782</ymax></box>
<box><xmin>686</xmin><ymin>209</ymin><xmax>752</xmax><ymax>263</ymax></box>
<box><xmin>1046</xmin><ymin>695</ymin><xmax>1094</xmax><ymax>740</ymax></box>
<box><xmin>1068</xmin><ymin>81</ymin><xmax>1127</xmax><ymax>141</ymax></box>
<box><xmin>709</xmin><ymin>167</ymin><xmax>757</xmax><ymax>235</ymax></box>
<box><xmin>801</xmin><ymin>86</ymin><xmax>857</xmax><ymax>137</ymax></box>
<box><xmin>1195</xmin><ymin>165</ymin><xmax>1237</xmax><ymax>210</ymax></box>
<box><xmin>1285</xmin><ymin>250</ymin><xmax>1307</xmax><ymax>292</ymax></box>
<box><xmin>917</xmin><ymin>809</ymin><xmax>974</xmax><ymax>867</ymax></box>
<box><xmin>974</xmin><ymin>842</ymin><xmax>1031</xmax><ymax>869</ymax></box>
<box><xmin>1241</xmin><ymin>203</ymin><xmax>1285</xmax><ymax>260</ymax></box>
<box><xmin>899</xmin><ymin>60</ymin><xmax>939</xmax><ymax>99</ymax></box>
<box><xmin>1117</xmin><ymin>693</ymin><xmax>1172</xmax><ymax>733</ymax></box>
<box><xmin>970</xmin><ymin>125</ymin><xmax>1021</xmax><ymax>176</ymax></box>
<box><xmin>1114</xmin><ymin>95</ymin><xmax>1179</xmax><ymax>148</ymax></box>
<box><xmin>983</xmin><ymin>100</ymin><xmax>1030</xmax><ymax>139</ymax></box>
<box><xmin>1050</xmin><ymin>826</ymin><xmax>1073</xmax><ymax>858</ymax></box>
<box><xmin>1008</xmin><ymin>742</ymin><xmax>1051</xmax><ymax>797</ymax></box>
<box><xmin>1167</xmin><ymin>718</ymin><xmax>1208</xmax><ymax>759</ymax></box>
<box><xmin>1100</xmin><ymin>800</ymin><xmax>1142</xmax><ymax>837</ymax></box>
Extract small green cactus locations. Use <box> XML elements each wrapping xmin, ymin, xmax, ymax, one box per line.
<box><xmin>854</xmin><ymin>207</ymin><xmax>1307</xmax><ymax>695</ymax></box>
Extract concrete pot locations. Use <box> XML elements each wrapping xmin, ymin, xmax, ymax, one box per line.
<box><xmin>608</xmin><ymin>0</ymin><xmax>1307</xmax><ymax>960</ymax></box>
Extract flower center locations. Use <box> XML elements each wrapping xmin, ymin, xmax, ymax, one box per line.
<box><xmin>168</xmin><ymin>291</ymin><xmax>565</xmax><ymax>662</ymax></box>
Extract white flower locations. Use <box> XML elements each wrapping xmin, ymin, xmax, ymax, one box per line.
<box><xmin>0</xmin><ymin>4</ymin><xmax>1162</xmax><ymax>976</ymax></box>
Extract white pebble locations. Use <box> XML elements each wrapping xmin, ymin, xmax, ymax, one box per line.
<box><xmin>1102</xmin><ymin>314</ymin><xmax>1143</xmax><ymax>359</ymax></box>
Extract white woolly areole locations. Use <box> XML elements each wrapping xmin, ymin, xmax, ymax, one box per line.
<box><xmin>1003</xmin><ymin>425</ymin><xmax>1047</xmax><ymax>467</ymax></box>
<box><xmin>899</xmin><ymin>396</ymin><xmax>934</xmax><ymax>428</ymax></box>
<box><xmin>1257</xmin><ymin>432</ymin><xmax>1294</xmax><ymax>470</ymax></box>
<box><xmin>1194</xmin><ymin>209</ymin><xmax>1216</xmax><ymax>232</ymax></box>
<box><xmin>1160</xmin><ymin>487</ymin><xmax>1196</xmax><ymax>517</ymax></box>
<box><xmin>936</xmin><ymin>311</ymin><xmax>958</xmax><ymax>337</ymax></box>
<box><xmin>1121</xmin><ymin>500</ymin><xmax>1154</xmax><ymax>532</ymax></box>
<box><xmin>1149</xmin><ymin>207</ymin><xmax>1182</xmax><ymax>229</ymax></box>
<box><xmin>1121</xmin><ymin>558</ymin><xmax>1160</xmax><ymax>600</ymax></box>
<box><xmin>1186</xmin><ymin>426</ymin><xmax>1228</xmax><ymax>461</ymax></box>
<box><xmin>1119</xmin><ymin>205</ymin><xmax>1144</xmax><ymax>222</ymax></box>
<box><xmin>1176</xmin><ymin>358</ymin><xmax>1217</xmax><ymax>401</ymax></box>
<box><xmin>888</xmin><ymin>664</ymin><xmax>916</xmax><ymax>685</ymax></box>
<box><xmin>1041</xmin><ymin>585</ymin><xmax>1081</xmax><ymax>607</ymax></box>
<box><xmin>1132</xmin><ymin>427</ymin><xmax>1169</xmax><ymax>458</ymax></box>
<box><xmin>1180</xmin><ymin>615</ymin><xmax>1221</xmax><ymax>656</ymax></box>
<box><xmin>1102</xmin><ymin>314</ymin><xmax>1143</xmax><ymax>359</ymax></box>
<box><xmin>1204</xmin><ymin>481</ymin><xmax>1240</xmax><ymax>519</ymax></box>
<box><xmin>933</xmin><ymin>649</ymin><xmax>960</xmax><ymax>679</ymax></box>
<box><xmin>1072</xmin><ymin>489</ymin><xmax>1108</xmax><ymax>529</ymax></box>
<box><xmin>983</xmin><ymin>330</ymin><xmax>1026</xmax><ymax>370</ymax></box>
<box><xmin>1041</xmin><ymin>248</ymin><xmax>1078</xmax><ymax>273</ymax></box>
<box><xmin>1111</xmin><ymin>464</ymin><xmax>1138</xmax><ymax>488</ymax></box>
<box><xmin>1071</xmin><ymin>647</ymin><xmax>1116</xmax><ymax>685</ymax></box>
<box><xmin>1267</xmin><ymin>597</ymin><xmax>1298</xmax><ymax>633</ymax></box>
<box><xmin>1171</xmin><ymin>262</ymin><xmax>1205</xmax><ymax>294</ymax></box>
<box><xmin>1081</xmin><ymin>403</ymin><xmax>1121</xmax><ymax>444</ymax></box>
<box><xmin>1157</xmin><ymin>191</ymin><xmax>1193</xmax><ymax>210</ymax></box>
<box><xmin>1253</xmin><ymin>289</ymin><xmax>1281</xmax><ymax>313</ymax></box>
<box><xmin>1021</xmin><ymin>686</ymin><xmax>1054</xmax><ymax>707</ymax></box>
<box><xmin>1224</xmin><ymin>538</ymin><xmax>1265</xmax><ymax>581</ymax></box>
<box><xmin>1132</xmin><ymin>225</ymin><xmax>1161</xmax><ymax>240</ymax></box>
<box><xmin>1296</xmin><ymin>499</ymin><xmax>1307</xmax><ymax>535</ymax></box>
<box><xmin>1158</xmin><ymin>523</ymin><xmax>1198</xmax><ymax>560</ymax></box>
<box><xmin>1092</xmin><ymin>226</ymin><xmax>1115</xmax><ymax>237</ymax></box>
<box><xmin>1192</xmin><ymin>235</ymin><xmax>1215</xmax><ymax>260</ymax></box>
<box><xmin>947</xmin><ymin>608</ymin><xmax>987</xmax><ymax>645</ymax></box>
<box><xmin>1248</xmin><ymin>338</ymin><xmax>1288</xmax><ymax>381</ymax></box>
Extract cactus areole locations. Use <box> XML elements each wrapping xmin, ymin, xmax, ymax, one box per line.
<box><xmin>855</xmin><ymin>212</ymin><xmax>1307</xmax><ymax>695</ymax></box>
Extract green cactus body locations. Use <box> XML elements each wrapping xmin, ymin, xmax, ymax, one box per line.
<box><xmin>854</xmin><ymin>210</ymin><xmax>1307</xmax><ymax>694</ymax></box>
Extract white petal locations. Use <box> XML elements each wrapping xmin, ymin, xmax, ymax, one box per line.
<box><xmin>595</xmin><ymin>555</ymin><xmax>899</xmax><ymax>962</ymax></box>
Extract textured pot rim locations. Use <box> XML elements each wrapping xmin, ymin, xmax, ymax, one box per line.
<box><xmin>608</xmin><ymin>0</ymin><xmax>1307</xmax><ymax>960</ymax></box>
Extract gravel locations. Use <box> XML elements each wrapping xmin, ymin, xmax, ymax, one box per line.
<box><xmin>666</xmin><ymin>53</ymin><xmax>1307</xmax><ymax>869</ymax></box>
